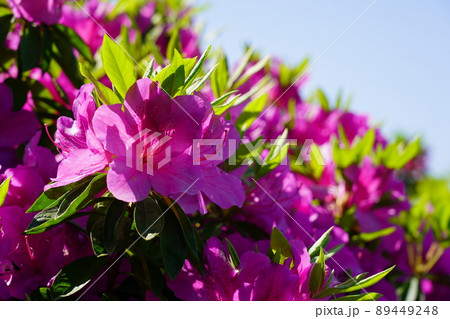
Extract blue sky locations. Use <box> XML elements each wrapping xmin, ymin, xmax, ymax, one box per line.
<box><xmin>194</xmin><ymin>0</ymin><xmax>450</xmax><ymax>176</ymax></box>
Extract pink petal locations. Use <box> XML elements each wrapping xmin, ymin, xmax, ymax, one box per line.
<box><xmin>93</xmin><ymin>104</ymin><xmax>137</xmax><ymax>155</ymax></box>
<box><xmin>107</xmin><ymin>157</ymin><xmax>152</xmax><ymax>202</ymax></box>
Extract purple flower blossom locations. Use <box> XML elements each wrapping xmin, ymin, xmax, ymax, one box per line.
<box><xmin>90</xmin><ymin>78</ymin><xmax>244</xmax><ymax>210</ymax></box>
<box><xmin>345</xmin><ymin>157</ymin><xmax>410</xmax><ymax>235</ymax></box>
<box><xmin>47</xmin><ymin>83</ymin><xmax>111</xmax><ymax>190</ymax></box>
<box><xmin>92</xmin><ymin>78</ymin><xmax>205</xmax><ymax>202</ymax></box>
<box><xmin>241</xmin><ymin>165</ymin><xmax>300</xmax><ymax>233</ymax></box>
<box><xmin>176</xmin><ymin>106</ymin><xmax>245</xmax><ymax>214</ymax></box>
<box><xmin>0</xmin><ymin>132</ymin><xmax>89</xmax><ymax>300</ymax></box>
<box><xmin>0</xmin><ymin>83</ymin><xmax>40</xmax><ymax>149</ymax></box>
<box><xmin>290</xmin><ymin>103</ymin><xmax>386</xmax><ymax>146</ymax></box>
<box><xmin>167</xmin><ymin>234</ymin><xmax>313</xmax><ymax>300</ymax></box>
<box><xmin>7</xmin><ymin>0</ymin><xmax>63</xmax><ymax>25</ymax></box>
<box><xmin>60</xmin><ymin>0</ymin><xmax>130</xmax><ymax>54</ymax></box>
<box><xmin>156</xmin><ymin>27</ymin><xmax>201</xmax><ymax>59</ymax></box>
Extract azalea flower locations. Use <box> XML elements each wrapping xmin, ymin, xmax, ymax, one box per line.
<box><xmin>175</xmin><ymin>106</ymin><xmax>245</xmax><ymax>214</ymax></box>
<box><xmin>290</xmin><ymin>103</ymin><xmax>386</xmax><ymax>146</ymax></box>
<box><xmin>91</xmin><ymin>78</ymin><xmax>205</xmax><ymax>202</ymax></box>
<box><xmin>241</xmin><ymin>165</ymin><xmax>300</xmax><ymax>233</ymax></box>
<box><xmin>0</xmin><ymin>133</ymin><xmax>88</xmax><ymax>300</ymax></box>
<box><xmin>345</xmin><ymin>157</ymin><xmax>410</xmax><ymax>235</ymax></box>
<box><xmin>92</xmin><ymin>78</ymin><xmax>245</xmax><ymax>210</ymax></box>
<box><xmin>6</xmin><ymin>0</ymin><xmax>63</xmax><ymax>25</ymax></box>
<box><xmin>167</xmin><ymin>234</ymin><xmax>313</xmax><ymax>301</ymax></box>
<box><xmin>0</xmin><ymin>83</ymin><xmax>40</xmax><ymax>149</ymax></box>
<box><xmin>60</xmin><ymin>0</ymin><xmax>130</xmax><ymax>54</ymax></box>
<box><xmin>47</xmin><ymin>83</ymin><xmax>111</xmax><ymax>190</ymax></box>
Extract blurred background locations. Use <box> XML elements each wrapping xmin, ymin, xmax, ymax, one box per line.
<box><xmin>194</xmin><ymin>0</ymin><xmax>450</xmax><ymax>176</ymax></box>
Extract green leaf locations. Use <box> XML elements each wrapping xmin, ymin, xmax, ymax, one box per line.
<box><xmin>134</xmin><ymin>198</ymin><xmax>164</xmax><ymax>241</ymax></box>
<box><xmin>18</xmin><ymin>24</ymin><xmax>42</xmax><ymax>71</ymax></box>
<box><xmin>352</xmin><ymin>227</ymin><xmax>396</xmax><ymax>243</ymax></box>
<box><xmin>378</xmin><ymin>138</ymin><xmax>421</xmax><ymax>169</ymax></box>
<box><xmin>101</xmin><ymin>34</ymin><xmax>136</xmax><ymax>98</ymax></box>
<box><xmin>51</xmin><ymin>256</ymin><xmax>107</xmax><ymax>299</ymax></box>
<box><xmin>223</xmin><ymin>137</ymin><xmax>264</xmax><ymax>172</ymax></box>
<box><xmin>145</xmin><ymin>36</ymin><xmax>164</xmax><ymax>66</ymax></box>
<box><xmin>279</xmin><ymin>63</ymin><xmax>290</xmax><ymax>88</ymax></box>
<box><xmin>211</xmin><ymin>50</ymin><xmax>229</xmax><ymax>98</ymax></box>
<box><xmin>316</xmin><ymin>266</ymin><xmax>395</xmax><ymax>298</ymax></box>
<box><xmin>225</xmin><ymin>238</ymin><xmax>241</xmax><ymax>268</ymax></box>
<box><xmin>103</xmin><ymin>199</ymin><xmax>128</xmax><ymax>253</ymax></box>
<box><xmin>160</xmin><ymin>211</ymin><xmax>187</xmax><ymax>280</ymax></box>
<box><xmin>235</xmin><ymin>94</ymin><xmax>267</xmax><ymax>135</ymax></box>
<box><xmin>26</xmin><ymin>174</ymin><xmax>107</xmax><ymax>234</ymax></box>
<box><xmin>256</xmin><ymin>129</ymin><xmax>289</xmax><ymax>179</ymax></box>
<box><xmin>79</xmin><ymin>63</ymin><xmax>121</xmax><ymax>105</ymax></box>
<box><xmin>154</xmin><ymin>49</ymin><xmax>185</xmax><ymax>97</ymax></box>
<box><xmin>0</xmin><ymin>14</ymin><xmax>12</xmax><ymax>49</ymax></box>
<box><xmin>233</xmin><ymin>55</ymin><xmax>270</xmax><ymax>89</ymax></box>
<box><xmin>333</xmin><ymin>129</ymin><xmax>375</xmax><ymax>168</ymax></box>
<box><xmin>184</xmin><ymin>44</ymin><xmax>211</xmax><ymax>88</ymax></box>
<box><xmin>233</xmin><ymin>74</ymin><xmax>274</xmax><ymax>106</ymax></box>
<box><xmin>186</xmin><ymin>63</ymin><xmax>217</xmax><ymax>95</ymax></box>
<box><xmin>4</xmin><ymin>77</ymin><xmax>29</xmax><ymax>111</ymax></box>
<box><xmin>27</xmin><ymin>175</ymin><xmax>95</xmax><ymax>213</ymax></box>
<box><xmin>270</xmin><ymin>227</ymin><xmax>293</xmax><ymax>265</ymax></box>
<box><xmin>227</xmin><ymin>47</ymin><xmax>253</xmax><ymax>89</ymax></box>
<box><xmin>0</xmin><ymin>177</ymin><xmax>10</xmax><ymax>208</ymax></box>
<box><xmin>41</xmin><ymin>27</ymin><xmax>52</xmax><ymax>73</ymax></box>
<box><xmin>314</xmin><ymin>88</ymin><xmax>330</xmax><ymax>112</ymax></box>
<box><xmin>212</xmin><ymin>93</ymin><xmax>241</xmax><ymax>115</ymax></box>
<box><xmin>311</xmin><ymin>244</ymin><xmax>344</xmax><ymax>263</ymax></box>
<box><xmin>166</xmin><ymin>27</ymin><xmax>180</xmax><ymax>61</ymax></box>
<box><xmin>332</xmin><ymin>292</ymin><xmax>382</xmax><ymax>301</ymax></box>
<box><xmin>172</xmin><ymin>205</ymin><xmax>203</xmax><ymax>263</ymax></box>
<box><xmin>54</xmin><ymin>25</ymin><xmax>93</xmax><ymax>65</ymax></box>
<box><xmin>308</xmin><ymin>227</ymin><xmax>334</xmax><ymax>258</ymax></box>
<box><xmin>211</xmin><ymin>90</ymin><xmax>238</xmax><ymax>107</ymax></box>
<box><xmin>338</xmin><ymin>266</ymin><xmax>395</xmax><ymax>293</ymax></box>
<box><xmin>143</xmin><ymin>58</ymin><xmax>154</xmax><ymax>79</ymax></box>
<box><xmin>90</xmin><ymin>216</ymin><xmax>107</xmax><ymax>257</ymax></box>
<box><xmin>50</xmin><ymin>27</ymin><xmax>84</xmax><ymax>87</ymax></box>
<box><xmin>309</xmin><ymin>248</ymin><xmax>326</xmax><ymax>296</ymax></box>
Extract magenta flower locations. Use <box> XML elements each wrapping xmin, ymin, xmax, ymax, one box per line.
<box><xmin>92</xmin><ymin>78</ymin><xmax>206</xmax><ymax>202</ymax></box>
<box><xmin>175</xmin><ymin>106</ymin><xmax>245</xmax><ymax>214</ymax></box>
<box><xmin>47</xmin><ymin>84</ymin><xmax>110</xmax><ymax>190</ymax></box>
<box><xmin>30</xmin><ymin>69</ymin><xmax>77</xmax><ymax>109</ymax></box>
<box><xmin>290</xmin><ymin>103</ymin><xmax>386</xmax><ymax>146</ymax></box>
<box><xmin>0</xmin><ymin>203</ymin><xmax>91</xmax><ymax>300</ymax></box>
<box><xmin>135</xmin><ymin>2</ymin><xmax>156</xmax><ymax>33</ymax></box>
<box><xmin>0</xmin><ymin>83</ymin><xmax>40</xmax><ymax>149</ymax></box>
<box><xmin>345</xmin><ymin>157</ymin><xmax>410</xmax><ymax>234</ymax></box>
<box><xmin>241</xmin><ymin>165</ymin><xmax>299</xmax><ymax>233</ymax></box>
<box><xmin>0</xmin><ymin>133</ymin><xmax>89</xmax><ymax>300</ymax></box>
<box><xmin>92</xmin><ymin>78</ymin><xmax>244</xmax><ymax>207</ymax></box>
<box><xmin>167</xmin><ymin>234</ymin><xmax>313</xmax><ymax>301</ymax></box>
<box><xmin>7</xmin><ymin>0</ymin><xmax>63</xmax><ymax>25</ymax></box>
<box><xmin>60</xmin><ymin>0</ymin><xmax>130</xmax><ymax>54</ymax></box>
<box><xmin>1</xmin><ymin>132</ymin><xmax>56</xmax><ymax>209</ymax></box>
<box><xmin>156</xmin><ymin>27</ymin><xmax>201</xmax><ymax>59</ymax></box>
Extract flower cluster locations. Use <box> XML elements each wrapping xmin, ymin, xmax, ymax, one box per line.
<box><xmin>0</xmin><ymin>0</ymin><xmax>448</xmax><ymax>301</ymax></box>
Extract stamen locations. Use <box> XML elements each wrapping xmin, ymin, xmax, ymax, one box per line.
<box><xmin>44</xmin><ymin>124</ymin><xmax>69</xmax><ymax>155</ymax></box>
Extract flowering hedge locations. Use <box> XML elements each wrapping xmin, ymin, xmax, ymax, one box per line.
<box><xmin>0</xmin><ymin>0</ymin><xmax>449</xmax><ymax>301</ymax></box>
